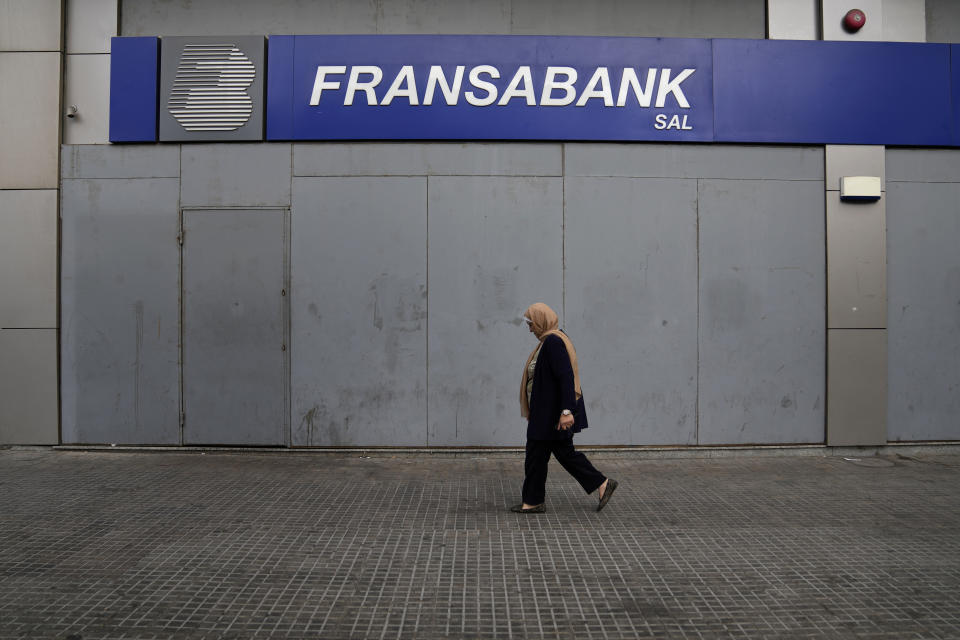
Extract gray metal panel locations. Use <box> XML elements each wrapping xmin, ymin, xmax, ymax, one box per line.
<box><xmin>698</xmin><ymin>179</ymin><xmax>826</xmax><ymax>445</ymax></box>
<box><xmin>0</xmin><ymin>52</ymin><xmax>61</xmax><ymax>189</ymax></box>
<box><xmin>62</xmin><ymin>143</ymin><xmax>181</xmax><ymax>179</ymax></box>
<box><xmin>926</xmin><ymin>0</ymin><xmax>960</xmax><ymax>42</ymax></box>
<box><xmin>882</xmin><ymin>0</ymin><xmax>926</xmax><ymax>41</ymax></box>
<box><xmin>66</xmin><ymin>0</ymin><xmax>117</xmax><ymax>53</ymax></box>
<box><xmin>0</xmin><ymin>190</ymin><xmax>57</xmax><ymax>328</ymax></box>
<box><xmin>827</xmin><ymin>192</ymin><xmax>887</xmax><ymax>329</ymax></box>
<box><xmin>180</xmin><ymin>143</ymin><xmax>291</xmax><ymax>207</ymax></box>
<box><xmin>565</xmin><ymin>144</ymin><xmax>824</xmax><ymax>181</ymax></box>
<box><xmin>290</xmin><ymin>177</ymin><xmax>427</xmax><ymax>446</ymax></box>
<box><xmin>564</xmin><ymin>177</ymin><xmax>698</xmax><ymax>445</ymax></box>
<box><xmin>60</xmin><ymin>178</ymin><xmax>181</xmax><ymax>444</ymax></box>
<box><xmin>825</xmin><ymin>145</ymin><xmax>885</xmax><ymax>193</ymax></box>
<box><xmin>121</xmin><ymin>0</ymin><xmax>378</xmax><ymax>36</ymax></box>
<box><xmin>887</xmin><ymin>148</ymin><xmax>960</xmax><ymax>183</ymax></box>
<box><xmin>0</xmin><ymin>329</ymin><xmax>58</xmax><ymax>444</ymax></box>
<box><xmin>767</xmin><ymin>0</ymin><xmax>820</xmax><ymax>39</ymax></box>
<box><xmin>887</xmin><ymin>181</ymin><xmax>960</xmax><ymax>441</ymax></box>
<box><xmin>120</xmin><ymin>0</ymin><xmax>763</xmax><ymax>37</ymax></box>
<box><xmin>428</xmin><ymin>176</ymin><xmax>563</xmax><ymax>446</ymax></box>
<box><xmin>377</xmin><ymin>0</ymin><xmax>511</xmax><ymax>33</ymax></box>
<box><xmin>511</xmin><ymin>0</ymin><xmax>765</xmax><ymax>37</ymax></box>
<box><xmin>0</xmin><ymin>0</ymin><xmax>61</xmax><ymax>51</ymax></box>
<box><xmin>182</xmin><ymin>209</ymin><xmax>288</xmax><ymax>446</ymax></box>
<box><xmin>63</xmin><ymin>54</ymin><xmax>111</xmax><ymax>145</ymax></box>
<box><xmin>827</xmin><ymin>329</ymin><xmax>887</xmax><ymax>446</ymax></box>
<box><xmin>294</xmin><ymin>143</ymin><xmax>562</xmax><ymax>177</ymax></box>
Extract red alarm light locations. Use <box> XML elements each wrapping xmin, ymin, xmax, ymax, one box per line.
<box><xmin>843</xmin><ymin>9</ymin><xmax>866</xmax><ymax>33</ymax></box>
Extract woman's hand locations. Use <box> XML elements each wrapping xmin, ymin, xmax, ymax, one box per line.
<box><xmin>557</xmin><ymin>414</ymin><xmax>575</xmax><ymax>431</ymax></box>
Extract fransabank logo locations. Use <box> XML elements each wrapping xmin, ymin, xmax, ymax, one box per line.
<box><xmin>168</xmin><ymin>43</ymin><xmax>256</xmax><ymax>131</ymax></box>
<box><xmin>159</xmin><ymin>36</ymin><xmax>265</xmax><ymax>141</ymax></box>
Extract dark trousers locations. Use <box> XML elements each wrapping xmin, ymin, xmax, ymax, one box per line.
<box><xmin>522</xmin><ymin>437</ymin><xmax>606</xmax><ymax>505</ymax></box>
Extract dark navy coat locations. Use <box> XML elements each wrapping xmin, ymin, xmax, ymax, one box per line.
<box><xmin>526</xmin><ymin>333</ymin><xmax>589</xmax><ymax>441</ymax></box>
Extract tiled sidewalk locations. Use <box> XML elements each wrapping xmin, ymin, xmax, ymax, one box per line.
<box><xmin>1</xmin><ymin>448</ymin><xmax>959</xmax><ymax>639</ymax></box>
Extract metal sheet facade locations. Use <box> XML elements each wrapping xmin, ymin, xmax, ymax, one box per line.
<box><xmin>181</xmin><ymin>208</ymin><xmax>289</xmax><ymax>445</ymax></box>
<box><xmin>57</xmin><ymin>143</ymin><xmax>839</xmax><ymax>447</ymax></box>
<box><xmin>697</xmin><ymin>179</ymin><xmax>826</xmax><ymax>445</ymax></box>
<box><xmin>887</xmin><ymin>149</ymin><xmax>960</xmax><ymax>441</ymax></box>
<box><xmin>39</xmin><ymin>1</ymin><xmax>960</xmax><ymax>448</ymax></box>
<box><xmin>290</xmin><ymin>177</ymin><xmax>428</xmax><ymax>446</ymax></box>
<box><xmin>60</xmin><ymin>177</ymin><xmax>181</xmax><ymax>444</ymax></box>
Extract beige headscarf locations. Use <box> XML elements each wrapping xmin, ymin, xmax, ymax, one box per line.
<box><xmin>519</xmin><ymin>302</ymin><xmax>582</xmax><ymax>418</ymax></box>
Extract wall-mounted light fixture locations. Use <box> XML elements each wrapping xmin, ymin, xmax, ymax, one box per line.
<box><xmin>840</xmin><ymin>176</ymin><xmax>881</xmax><ymax>201</ymax></box>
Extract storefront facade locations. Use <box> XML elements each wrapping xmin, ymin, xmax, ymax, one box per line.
<box><xmin>2</xmin><ymin>0</ymin><xmax>959</xmax><ymax>448</ymax></box>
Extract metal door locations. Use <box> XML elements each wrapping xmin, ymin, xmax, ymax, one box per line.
<box><xmin>181</xmin><ymin>209</ymin><xmax>289</xmax><ymax>445</ymax></box>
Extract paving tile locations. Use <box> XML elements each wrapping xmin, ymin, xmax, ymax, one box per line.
<box><xmin>0</xmin><ymin>450</ymin><xmax>958</xmax><ymax>639</ymax></box>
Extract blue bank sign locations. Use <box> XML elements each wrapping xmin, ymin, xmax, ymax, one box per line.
<box><xmin>110</xmin><ymin>34</ymin><xmax>960</xmax><ymax>146</ymax></box>
<box><xmin>266</xmin><ymin>35</ymin><xmax>712</xmax><ymax>141</ymax></box>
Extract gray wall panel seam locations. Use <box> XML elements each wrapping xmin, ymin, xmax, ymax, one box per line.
<box><xmin>0</xmin><ymin>325</ymin><xmax>60</xmax><ymax>332</ymax></box>
<box><xmin>180</xmin><ymin>205</ymin><xmax>290</xmax><ymax>211</ymax></box>
<box><xmin>60</xmin><ymin>177</ymin><xmax>181</xmax><ymax>181</ymax></box>
<box><xmin>695</xmin><ymin>178</ymin><xmax>701</xmax><ymax>446</ymax></box>
<box><xmin>823</xmin><ymin>151</ymin><xmax>829</xmax><ymax>443</ymax></box>
<box><xmin>823</xmin><ymin>148</ymin><xmax>828</xmax><ymax>445</ymax></box>
<box><xmin>57</xmin><ymin>22</ymin><xmax>64</xmax><ymax>447</ymax></box>
<box><xmin>687</xmin><ymin>178</ymin><xmax>824</xmax><ymax>182</ymax></box>
<box><xmin>561</xmin><ymin>144</ymin><xmax>566</xmax><ymax>324</ymax></box>
<box><xmin>565</xmin><ymin>176</ymin><xmax>824</xmax><ymax>181</ymax></box>
<box><xmin>178</xmin><ymin>144</ymin><xmax>183</xmax><ymax>447</ymax></box>
<box><xmin>425</xmin><ymin>174</ymin><xmax>430</xmax><ymax>447</ymax></box>
<box><xmin>291</xmin><ymin>174</ymin><xmax>561</xmax><ymax>178</ymax></box>
<box><xmin>288</xmin><ymin>145</ymin><xmax>293</xmax><ymax>447</ymax></box>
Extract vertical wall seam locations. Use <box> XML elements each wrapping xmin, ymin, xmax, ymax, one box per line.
<box><xmin>178</xmin><ymin>145</ymin><xmax>185</xmax><ymax>446</ymax></box>
<box><xmin>561</xmin><ymin>144</ymin><xmax>566</xmax><ymax>324</ymax></box>
<box><xmin>763</xmin><ymin>0</ymin><xmax>770</xmax><ymax>39</ymax></box>
<box><xmin>695</xmin><ymin>178</ymin><xmax>701</xmax><ymax>446</ymax></box>
<box><xmin>823</xmin><ymin>147</ymin><xmax>829</xmax><ymax>444</ymax></box>
<box><xmin>285</xmin><ymin>207</ymin><xmax>291</xmax><ymax>447</ymax></box>
<box><xmin>56</xmin><ymin>1</ymin><xmax>66</xmax><ymax>445</ymax></box>
<box><xmin>425</xmin><ymin>175</ymin><xmax>430</xmax><ymax>446</ymax></box>
<box><xmin>284</xmin><ymin>147</ymin><xmax>293</xmax><ymax>449</ymax></box>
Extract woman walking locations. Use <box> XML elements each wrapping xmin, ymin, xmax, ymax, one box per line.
<box><xmin>512</xmin><ymin>302</ymin><xmax>618</xmax><ymax>514</ymax></box>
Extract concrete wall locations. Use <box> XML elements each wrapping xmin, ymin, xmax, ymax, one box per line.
<box><xmin>9</xmin><ymin>0</ymin><xmax>960</xmax><ymax>446</ymax></box>
<box><xmin>0</xmin><ymin>0</ymin><xmax>62</xmax><ymax>444</ymax></box>
<box><xmin>926</xmin><ymin>0</ymin><xmax>960</xmax><ymax>42</ymax></box>
<box><xmin>822</xmin><ymin>0</ymin><xmax>926</xmax><ymax>41</ymax></box>
<box><xmin>60</xmin><ymin>142</ymin><xmax>826</xmax><ymax>446</ymax></box>
<box><xmin>886</xmin><ymin>149</ymin><xmax>960</xmax><ymax>441</ymax></box>
<box><xmin>63</xmin><ymin>0</ymin><xmax>116</xmax><ymax>145</ymax></box>
<box><xmin>119</xmin><ymin>0</ymin><xmax>766</xmax><ymax>39</ymax></box>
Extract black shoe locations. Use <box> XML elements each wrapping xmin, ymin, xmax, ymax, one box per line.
<box><xmin>597</xmin><ymin>479</ymin><xmax>618</xmax><ymax>512</ymax></box>
<box><xmin>510</xmin><ymin>503</ymin><xmax>545</xmax><ymax>513</ymax></box>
